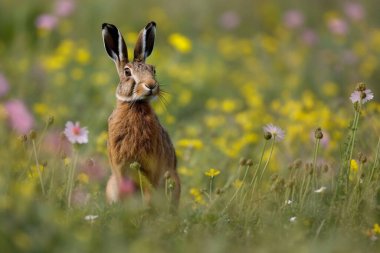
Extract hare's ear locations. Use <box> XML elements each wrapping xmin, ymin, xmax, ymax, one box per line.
<box><xmin>102</xmin><ymin>23</ymin><xmax>129</xmax><ymax>64</ymax></box>
<box><xmin>134</xmin><ymin>21</ymin><xmax>156</xmax><ymax>62</ymax></box>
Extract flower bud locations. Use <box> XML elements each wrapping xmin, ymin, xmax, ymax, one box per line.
<box><xmin>264</xmin><ymin>132</ymin><xmax>272</xmax><ymax>140</ymax></box>
<box><xmin>314</xmin><ymin>127</ymin><xmax>323</xmax><ymax>139</ymax></box>
<box><xmin>29</xmin><ymin>130</ymin><xmax>37</xmax><ymax>140</ymax></box>
<box><xmin>356</xmin><ymin>82</ymin><xmax>366</xmax><ymax>92</ymax></box>
<box><xmin>239</xmin><ymin>157</ymin><xmax>247</xmax><ymax>166</ymax></box>
<box><xmin>246</xmin><ymin>159</ymin><xmax>253</xmax><ymax>166</ymax></box>
<box><xmin>47</xmin><ymin>116</ymin><xmax>54</xmax><ymax>127</ymax></box>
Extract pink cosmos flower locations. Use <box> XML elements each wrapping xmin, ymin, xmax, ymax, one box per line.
<box><xmin>54</xmin><ymin>0</ymin><xmax>75</xmax><ymax>17</ymax></box>
<box><xmin>350</xmin><ymin>89</ymin><xmax>374</xmax><ymax>104</ymax></box>
<box><xmin>5</xmin><ymin>100</ymin><xmax>34</xmax><ymax>134</ymax></box>
<box><xmin>263</xmin><ymin>123</ymin><xmax>285</xmax><ymax>141</ymax></box>
<box><xmin>344</xmin><ymin>2</ymin><xmax>364</xmax><ymax>21</ymax></box>
<box><xmin>35</xmin><ymin>14</ymin><xmax>58</xmax><ymax>30</ymax></box>
<box><xmin>64</xmin><ymin>121</ymin><xmax>89</xmax><ymax>144</ymax></box>
<box><xmin>283</xmin><ymin>10</ymin><xmax>304</xmax><ymax>29</ymax></box>
<box><xmin>0</xmin><ymin>74</ymin><xmax>10</xmax><ymax>97</ymax></box>
<box><xmin>327</xmin><ymin>18</ymin><xmax>348</xmax><ymax>35</ymax></box>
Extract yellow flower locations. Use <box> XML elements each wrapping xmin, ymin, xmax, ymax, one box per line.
<box><xmin>189</xmin><ymin>188</ymin><xmax>205</xmax><ymax>205</ymax></box>
<box><xmin>168</xmin><ymin>33</ymin><xmax>192</xmax><ymax>53</ymax></box>
<box><xmin>233</xmin><ymin>179</ymin><xmax>243</xmax><ymax>189</ymax></box>
<box><xmin>75</xmin><ymin>48</ymin><xmax>91</xmax><ymax>64</ymax></box>
<box><xmin>205</xmin><ymin>168</ymin><xmax>221</xmax><ymax>178</ymax></box>
<box><xmin>177</xmin><ymin>139</ymin><xmax>203</xmax><ymax>150</ymax></box>
<box><xmin>373</xmin><ymin>223</ymin><xmax>380</xmax><ymax>234</ymax></box>
<box><xmin>28</xmin><ymin>165</ymin><xmax>44</xmax><ymax>179</ymax></box>
<box><xmin>77</xmin><ymin>173</ymin><xmax>89</xmax><ymax>184</ymax></box>
<box><xmin>350</xmin><ymin>159</ymin><xmax>358</xmax><ymax>172</ymax></box>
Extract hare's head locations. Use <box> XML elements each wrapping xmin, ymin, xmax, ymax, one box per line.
<box><xmin>102</xmin><ymin>22</ymin><xmax>158</xmax><ymax>102</ymax></box>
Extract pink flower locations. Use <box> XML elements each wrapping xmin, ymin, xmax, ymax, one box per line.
<box><xmin>81</xmin><ymin>158</ymin><xmax>107</xmax><ymax>181</ymax></box>
<box><xmin>344</xmin><ymin>2</ymin><xmax>364</xmax><ymax>21</ymax></box>
<box><xmin>0</xmin><ymin>74</ymin><xmax>10</xmax><ymax>97</ymax></box>
<box><xmin>301</xmin><ymin>29</ymin><xmax>318</xmax><ymax>45</ymax></box>
<box><xmin>119</xmin><ymin>177</ymin><xmax>136</xmax><ymax>198</ymax></box>
<box><xmin>263</xmin><ymin>123</ymin><xmax>285</xmax><ymax>141</ymax></box>
<box><xmin>64</xmin><ymin>121</ymin><xmax>89</xmax><ymax>144</ymax></box>
<box><xmin>350</xmin><ymin>89</ymin><xmax>374</xmax><ymax>104</ymax></box>
<box><xmin>219</xmin><ymin>11</ymin><xmax>241</xmax><ymax>30</ymax></box>
<box><xmin>5</xmin><ymin>100</ymin><xmax>34</xmax><ymax>134</ymax></box>
<box><xmin>327</xmin><ymin>18</ymin><xmax>348</xmax><ymax>35</ymax></box>
<box><xmin>283</xmin><ymin>10</ymin><xmax>304</xmax><ymax>29</ymax></box>
<box><xmin>35</xmin><ymin>14</ymin><xmax>58</xmax><ymax>30</ymax></box>
<box><xmin>54</xmin><ymin>0</ymin><xmax>75</xmax><ymax>17</ymax></box>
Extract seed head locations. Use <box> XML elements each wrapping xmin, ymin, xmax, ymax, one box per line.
<box><xmin>314</xmin><ymin>127</ymin><xmax>323</xmax><ymax>139</ymax></box>
<box><xmin>246</xmin><ymin>159</ymin><xmax>254</xmax><ymax>166</ymax></box>
<box><xmin>29</xmin><ymin>130</ymin><xmax>37</xmax><ymax>140</ymax></box>
<box><xmin>239</xmin><ymin>157</ymin><xmax>247</xmax><ymax>166</ymax></box>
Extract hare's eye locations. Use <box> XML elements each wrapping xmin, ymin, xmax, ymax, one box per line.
<box><xmin>124</xmin><ymin>68</ymin><xmax>131</xmax><ymax>77</ymax></box>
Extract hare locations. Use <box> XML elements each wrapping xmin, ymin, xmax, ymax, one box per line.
<box><xmin>101</xmin><ymin>22</ymin><xmax>180</xmax><ymax>209</ymax></box>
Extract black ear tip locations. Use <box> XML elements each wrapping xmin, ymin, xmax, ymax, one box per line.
<box><xmin>146</xmin><ymin>21</ymin><xmax>157</xmax><ymax>29</ymax></box>
<box><xmin>102</xmin><ymin>23</ymin><xmax>117</xmax><ymax>31</ymax></box>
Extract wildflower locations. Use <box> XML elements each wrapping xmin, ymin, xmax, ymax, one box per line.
<box><xmin>314</xmin><ymin>186</ymin><xmax>327</xmax><ymax>193</ymax></box>
<box><xmin>219</xmin><ymin>11</ymin><xmax>240</xmax><ymax>30</ymax></box>
<box><xmin>0</xmin><ymin>73</ymin><xmax>9</xmax><ymax>97</ymax></box>
<box><xmin>54</xmin><ymin>0</ymin><xmax>75</xmax><ymax>17</ymax></box>
<box><xmin>314</xmin><ymin>127</ymin><xmax>323</xmax><ymax>139</ymax></box>
<box><xmin>373</xmin><ymin>223</ymin><xmax>380</xmax><ymax>234</ymax></box>
<box><xmin>350</xmin><ymin>89</ymin><xmax>374</xmax><ymax>104</ymax></box>
<box><xmin>64</xmin><ymin>121</ymin><xmax>89</xmax><ymax>144</ymax></box>
<box><xmin>77</xmin><ymin>173</ymin><xmax>89</xmax><ymax>184</ymax></box>
<box><xmin>84</xmin><ymin>215</ymin><xmax>99</xmax><ymax>222</ymax></box>
<box><xmin>283</xmin><ymin>10</ymin><xmax>304</xmax><ymax>29</ymax></box>
<box><xmin>205</xmin><ymin>168</ymin><xmax>221</xmax><ymax>178</ymax></box>
<box><xmin>233</xmin><ymin>179</ymin><xmax>243</xmax><ymax>189</ymax></box>
<box><xmin>263</xmin><ymin>124</ymin><xmax>285</xmax><ymax>141</ymax></box>
<box><xmin>289</xmin><ymin>216</ymin><xmax>297</xmax><ymax>222</ymax></box>
<box><xmin>285</xmin><ymin>200</ymin><xmax>293</xmax><ymax>205</ymax></box>
<box><xmin>168</xmin><ymin>33</ymin><xmax>192</xmax><ymax>53</ymax></box>
<box><xmin>35</xmin><ymin>14</ymin><xmax>58</xmax><ymax>30</ymax></box>
<box><xmin>350</xmin><ymin>159</ymin><xmax>359</xmax><ymax>172</ymax></box>
<box><xmin>4</xmin><ymin>100</ymin><xmax>35</xmax><ymax>134</ymax></box>
<box><xmin>190</xmin><ymin>188</ymin><xmax>206</xmax><ymax>205</ymax></box>
<box><xmin>327</xmin><ymin>18</ymin><xmax>348</xmax><ymax>36</ymax></box>
<box><xmin>301</xmin><ymin>29</ymin><xmax>318</xmax><ymax>45</ymax></box>
<box><xmin>344</xmin><ymin>2</ymin><xmax>364</xmax><ymax>21</ymax></box>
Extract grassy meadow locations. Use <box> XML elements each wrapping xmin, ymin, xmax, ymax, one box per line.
<box><xmin>1</xmin><ymin>0</ymin><xmax>380</xmax><ymax>252</ymax></box>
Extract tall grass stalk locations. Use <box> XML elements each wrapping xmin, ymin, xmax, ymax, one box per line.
<box><xmin>258</xmin><ymin>137</ymin><xmax>276</xmax><ymax>184</ymax></box>
<box><xmin>32</xmin><ymin>139</ymin><xmax>46</xmax><ymax>195</ymax></box>
<box><xmin>66</xmin><ymin>148</ymin><xmax>79</xmax><ymax>208</ymax></box>
<box><xmin>346</xmin><ymin>103</ymin><xmax>361</xmax><ymax>188</ymax></box>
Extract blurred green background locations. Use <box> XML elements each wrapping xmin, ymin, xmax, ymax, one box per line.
<box><xmin>1</xmin><ymin>0</ymin><xmax>380</xmax><ymax>252</ymax></box>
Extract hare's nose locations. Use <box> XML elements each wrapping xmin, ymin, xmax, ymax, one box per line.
<box><xmin>144</xmin><ymin>81</ymin><xmax>157</xmax><ymax>90</ymax></box>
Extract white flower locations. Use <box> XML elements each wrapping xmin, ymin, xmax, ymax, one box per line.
<box><xmin>64</xmin><ymin>121</ymin><xmax>89</xmax><ymax>144</ymax></box>
<box><xmin>349</xmin><ymin>89</ymin><xmax>374</xmax><ymax>104</ymax></box>
<box><xmin>263</xmin><ymin>123</ymin><xmax>285</xmax><ymax>141</ymax></box>
<box><xmin>314</xmin><ymin>186</ymin><xmax>327</xmax><ymax>193</ymax></box>
<box><xmin>290</xmin><ymin>216</ymin><xmax>297</xmax><ymax>222</ymax></box>
<box><xmin>285</xmin><ymin>200</ymin><xmax>293</xmax><ymax>205</ymax></box>
<box><xmin>84</xmin><ymin>215</ymin><xmax>98</xmax><ymax>221</ymax></box>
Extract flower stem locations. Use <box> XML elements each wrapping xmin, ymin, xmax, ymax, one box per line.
<box><xmin>312</xmin><ymin>138</ymin><xmax>321</xmax><ymax>188</ymax></box>
<box><xmin>209</xmin><ymin>177</ymin><xmax>214</xmax><ymax>202</ymax></box>
<box><xmin>369</xmin><ymin>137</ymin><xmax>380</xmax><ymax>182</ymax></box>
<box><xmin>32</xmin><ymin>140</ymin><xmax>45</xmax><ymax>195</ymax></box>
<box><xmin>67</xmin><ymin>149</ymin><xmax>79</xmax><ymax>208</ymax></box>
<box><xmin>346</xmin><ymin>105</ymin><xmax>361</xmax><ymax>189</ymax></box>
<box><xmin>258</xmin><ymin>137</ymin><xmax>276</xmax><ymax>184</ymax></box>
<box><xmin>250</xmin><ymin>140</ymin><xmax>268</xmax><ymax>187</ymax></box>
<box><xmin>137</xmin><ymin>169</ymin><xmax>145</xmax><ymax>204</ymax></box>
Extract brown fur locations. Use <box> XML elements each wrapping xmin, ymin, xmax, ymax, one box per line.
<box><xmin>102</xmin><ymin>22</ymin><xmax>180</xmax><ymax>209</ymax></box>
